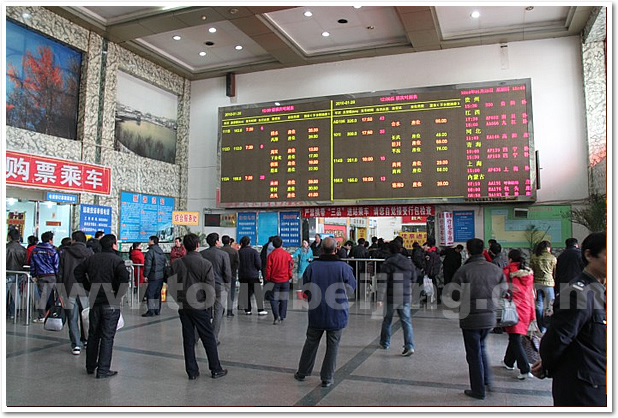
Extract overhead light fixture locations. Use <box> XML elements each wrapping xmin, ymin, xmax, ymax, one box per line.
<box><xmin>235</xmin><ymin>45</ymin><xmax>243</xmax><ymax>50</ymax></box>
<box><xmin>304</xmin><ymin>10</ymin><xmax>312</xmax><ymax>17</ymax></box>
<box><xmin>229</xmin><ymin>8</ymin><xmax>239</xmax><ymax>15</ymax></box>
<box><xmin>199</xmin><ymin>51</ymin><xmax>207</xmax><ymax>56</ymax></box>
<box><xmin>201</xmin><ymin>15</ymin><xmax>207</xmax><ymax>21</ymax></box>
<box><xmin>275</xmin><ymin>102</ymin><xmax>281</xmax><ymax>106</ymax></box>
<box><xmin>525</xmin><ymin>6</ymin><xmax>534</xmax><ymax>11</ymax></box>
<box><xmin>322</xmin><ymin>31</ymin><xmax>330</xmax><ymax>37</ymax></box>
<box><xmin>209</xmin><ymin>27</ymin><xmax>217</xmax><ymax>33</ymax></box>
<box><xmin>338</xmin><ymin>19</ymin><xmax>348</xmax><ymax>24</ymax></box>
<box><xmin>470</xmin><ymin>10</ymin><xmax>480</xmax><ymax>19</ymax></box>
<box><xmin>354</xmin><ymin>5</ymin><xmax>362</xmax><ymax>9</ymax></box>
<box><xmin>21</xmin><ymin>12</ymin><xmax>31</xmax><ymax>19</ymax></box>
<box><xmin>172</xmin><ymin>35</ymin><xmax>182</xmax><ymax>40</ymax></box>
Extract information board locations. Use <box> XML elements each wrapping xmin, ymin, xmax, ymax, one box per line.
<box><xmin>219</xmin><ymin>79</ymin><xmax>535</xmax><ymax>207</ymax></box>
<box><xmin>80</xmin><ymin>204</ymin><xmax>112</xmax><ymax>237</ymax></box>
<box><xmin>237</xmin><ymin>212</ymin><xmax>257</xmax><ymax>246</ymax></box>
<box><xmin>257</xmin><ymin>212</ymin><xmax>278</xmax><ymax>247</ymax></box>
<box><xmin>119</xmin><ymin>191</ymin><xmax>175</xmax><ymax>242</ymax></box>
<box><xmin>453</xmin><ymin>210</ymin><xmax>476</xmax><ymax>242</ymax></box>
<box><xmin>279</xmin><ymin>211</ymin><xmax>301</xmax><ymax>247</ymax></box>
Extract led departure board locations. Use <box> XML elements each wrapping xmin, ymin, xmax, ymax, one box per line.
<box><xmin>219</xmin><ymin>79</ymin><xmax>535</xmax><ymax>207</ymax></box>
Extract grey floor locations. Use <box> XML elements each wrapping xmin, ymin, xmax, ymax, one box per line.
<box><xmin>5</xmin><ymin>296</ymin><xmax>554</xmax><ymax>409</ymax></box>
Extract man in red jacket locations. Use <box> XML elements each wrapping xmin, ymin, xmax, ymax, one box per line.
<box><xmin>264</xmin><ymin>236</ymin><xmax>293</xmax><ymax>325</ymax></box>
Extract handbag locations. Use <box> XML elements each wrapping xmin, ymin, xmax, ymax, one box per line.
<box><xmin>521</xmin><ymin>320</ymin><xmax>542</xmax><ymax>363</ymax></box>
<box><xmin>44</xmin><ymin>293</ymin><xmax>66</xmax><ymax>332</ymax></box>
<box><xmin>499</xmin><ymin>298</ymin><xmax>519</xmax><ymax>327</ymax></box>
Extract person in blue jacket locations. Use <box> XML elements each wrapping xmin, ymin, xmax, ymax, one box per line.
<box><xmin>293</xmin><ymin>239</ymin><xmax>313</xmax><ymax>297</ymax></box>
<box><xmin>293</xmin><ymin>237</ymin><xmax>356</xmax><ymax>387</ymax></box>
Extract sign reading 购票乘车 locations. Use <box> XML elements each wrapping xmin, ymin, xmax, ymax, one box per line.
<box><xmin>6</xmin><ymin>151</ymin><xmax>111</xmax><ymax>195</ymax></box>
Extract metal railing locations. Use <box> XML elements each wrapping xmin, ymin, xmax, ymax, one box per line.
<box><xmin>125</xmin><ymin>262</ymin><xmax>145</xmax><ymax>308</ymax></box>
<box><xmin>6</xmin><ymin>270</ymin><xmax>34</xmax><ymax>326</ymax></box>
<box><xmin>340</xmin><ymin>258</ymin><xmax>385</xmax><ymax>303</ymax></box>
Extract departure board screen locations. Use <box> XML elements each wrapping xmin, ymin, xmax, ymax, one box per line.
<box><xmin>218</xmin><ymin>79</ymin><xmax>535</xmax><ymax>207</ymax></box>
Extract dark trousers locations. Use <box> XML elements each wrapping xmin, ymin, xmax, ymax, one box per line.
<box><xmin>35</xmin><ymin>276</ymin><xmax>56</xmax><ymax>318</ymax></box>
<box><xmin>227</xmin><ymin>278</ymin><xmax>236</xmax><ymax>312</ymax></box>
<box><xmin>503</xmin><ymin>333</ymin><xmax>530</xmax><ymax>374</ymax></box>
<box><xmin>145</xmin><ymin>279</ymin><xmax>163</xmax><ymax>314</ymax></box>
<box><xmin>462</xmin><ymin>328</ymin><xmax>492</xmax><ymax>397</ymax></box>
<box><xmin>297</xmin><ymin>327</ymin><xmax>343</xmax><ymax>384</ymax></box>
<box><xmin>267</xmin><ymin>282</ymin><xmax>290</xmax><ymax>320</ymax></box>
<box><xmin>86</xmin><ymin>305</ymin><xmax>121</xmax><ymax>374</ymax></box>
<box><xmin>239</xmin><ymin>282</ymin><xmax>265</xmax><ymax>312</ymax></box>
<box><xmin>178</xmin><ymin>308</ymin><xmax>222</xmax><ymax>377</ymax></box>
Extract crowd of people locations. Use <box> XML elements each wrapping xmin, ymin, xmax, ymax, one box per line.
<box><xmin>5</xmin><ymin>228</ymin><xmax>606</xmax><ymax>406</ymax></box>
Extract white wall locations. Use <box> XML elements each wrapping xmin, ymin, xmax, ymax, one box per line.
<box><xmin>188</xmin><ymin>37</ymin><xmax>589</xmax><ymax>215</ymax></box>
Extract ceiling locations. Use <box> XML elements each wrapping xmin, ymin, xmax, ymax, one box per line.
<box><xmin>46</xmin><ymin>4</ymin><xmax>600</xmax><ymax>81</ymax></box>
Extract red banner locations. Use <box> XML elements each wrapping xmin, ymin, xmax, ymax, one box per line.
<box><xmin>302</xmin><ymin>205</ymin><xmax>434</xmax><ymax>218</ymax></box>
<box><xmin>6</xmin><ymin>151</ymin><xmax>111</xmax><ymax>195</ymax></box>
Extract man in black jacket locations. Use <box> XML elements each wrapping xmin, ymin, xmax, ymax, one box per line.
<box><xmin>74</xmin><ymin>234</ymin><xmax>129</xmax><ymax>379</ymax></box>
<box><xmin>376</xmin><ymin>239</ymin><xmax>416</xmax><ymax>356</ymax></box>
<box><xmin>554</xmin><ymin>237</ymin><xmax>584</xmax><ymax>296</ymax></box>
<box><xmin>58</xmin><ymin>230</ymin><xmax>93</xmax><ymax>355</ymax></box>
<box><xmin>172</xmin><ymin>233</ymin><xmax>227</xmax><ymax>380</ymax></box>
<box><xmin>6</xmin><ymin>228</ymin><xmax>27</xmax><ymax>319</ymax></box>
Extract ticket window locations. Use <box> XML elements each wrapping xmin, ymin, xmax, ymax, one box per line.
<box><xmin>6</xmin><ymin>199</ymin><xmax>36</xmax><ymax>243</ymax></box>
<box><xmin>5</xmin><ymin>198</ymin><xmax>72</xmax><ymax>243</ymax></box>
<box><xmin>38</xmin><ymin>201</ymin><xmax>72</xmax><ymax>241</ymax></box>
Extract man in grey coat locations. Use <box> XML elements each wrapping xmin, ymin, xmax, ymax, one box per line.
<box><xmin>142</xmin><ymin>235</ymin><xmax>167</xmax><ymax>317</ymax></box>
<box><xmin>200</xmin><ymin>232</ymin><xmax>231</xmax><ymax>344</ymax></box>
<box><xmin>448</xmin><ymin>238</ymin><xmax>506</xmax><ymax>400</ymax></box>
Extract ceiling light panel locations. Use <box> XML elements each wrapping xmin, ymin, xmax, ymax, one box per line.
<box><xmin>435</xmin><ymin>6</ymin><xmax>570</xmax><ymax>40</ymax></box>
<box><xmin>263</xmin><ymin>6</ymin><xmax>407</xmax><ymax>56</ymax></box>
<box><xmin>136</xmin><ymin>20</ymin><xmax>270</xmax><ymax>71</ymax></box>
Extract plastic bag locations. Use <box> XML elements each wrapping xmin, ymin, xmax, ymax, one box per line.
<box><xmin>423</xmin><ymin>275</ymin><xmax>434</xmax><ymax>297</ymax></box>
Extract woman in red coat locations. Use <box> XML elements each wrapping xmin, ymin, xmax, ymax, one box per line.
<box><xmin>129</xmin><ymin>242</ymin><xmax>146</xmax><ymax>288</ymax></box>
<box><xmin>502</xmin><ymin>249</ymin><xmax>536</xmax><ymax>380</ymax></box>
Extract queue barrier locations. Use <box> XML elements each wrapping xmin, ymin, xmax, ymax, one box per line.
<box><xmin>6</xmin><ymin>270</ymin><xmax>34</xmax><ymax>326</ymax></box>
<box><xmin>340</xmin><ymin>258</ymin><xmax>385</xmax><ymax>303</ymax></box>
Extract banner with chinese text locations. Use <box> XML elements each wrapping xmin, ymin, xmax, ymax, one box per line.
<box><xmin>302</xmin><ymin>205</ymin><xmax>434</xmax><ymax>218</ymax></box>
<box><xmin>6</xmin><ymin>151</ymin><xmax>111</xmax><ymax>195</ymax></box>
<box><xmin>172</xmin><ymin>211</ymin><xmax>200</xmax><ymax>226</ymax></box>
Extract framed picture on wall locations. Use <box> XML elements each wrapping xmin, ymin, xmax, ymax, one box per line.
<box><xmin>6</xmin><ymin>19</ymin><xmax>82</xmax><ymax>140</ymax></box>
<box><xmin>115</xmin><ymin>71</ymin><xmax>178</xmax><ymax>164</ymax></box>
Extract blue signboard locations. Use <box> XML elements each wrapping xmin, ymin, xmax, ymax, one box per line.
<box><xmin>119</xmin><ymin>192</ymin><xmax>175</xmax><ymax>242</ymax></box>
<box><xmin>46</xmin><ymin>192</ymin><xmax>78</xmax><ymax>204</ymax></box>
<box><xmin>453</xmin><ymin>210</ymin><xmax>475</xmax><ymax>242</ymax></box>
<box><xmin>257</xmin><ymin>212</ymin><xmax>278</xmax><ymax>247</ymax></box>
<box><xmin>279</xmin><ymin>211</ymin><xmax>301</xmax><ymax>247</ymax></box>
<box><xmin>237</xmin><ymin>212</ymin><xmax>257</xmax><ymax>247</ymax></box>
<box><xmin>80</xmin><ymin>204</ymin><xmax>112</xmax><ymax>237</ymax></box>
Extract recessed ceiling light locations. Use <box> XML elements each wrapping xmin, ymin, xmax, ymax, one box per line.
<box><xmin>204</xmin><ymin>41</ymin><xmax>215</xmax><ymax>46</ymax></box>
<box><xmin>22</xmin><ymin>12</ymin><xmax>31</xmax><ymax>19</ymax></box>
<box><xmin>338</xmin><ymin>19</ymin><xmax>348</xmax><ymax>24</ymax></box>
<box><xmin>235</xmin><ymin>45</ymin><xmax>243</xmax><ymax>50</ymax></box>
<box><xmin>201</xmin><ymin>15</ymin><xmax>207</xmax><ymax>20</ymax></box>
<box><xmin>209</xmin><ymin>27</ymin><xmax>217</xmax><ymax>33</ymax></box>
<box><xmin>366</xmin><ymin>25</ymin><xmax>375</xmax><ymax>30</ymax></box>
<box><xmin>304</xmin><ymin>10</ymin><xmax>312</xmax><ymax>17</ymax></box>
<box><xmin>470</xmin><ymin>10</ymin><xmax>480</xmax><ymax>19</ymax></box>
<box><xmin>322</xmin><ymin>31</ymin><xmax>330</xmax><ymax>37</ymax></box>
<box><xmin>275</xmin><ymin>102</ymin><xmax>281</xmax><ymax>106</ymax></box>
<box><xmin>353</xmin><ymin>5</ymin><xmax>362</xmax><ymax>9</ymax></box>
<box><xmin>525</xmin><ymin>6</ymin><xmax>534</xmax><ymax>11</ymax></box>
<box><xmin>199</xmin><ymin>51</ymin><xmax>207</xmax><ymax>56</ymax></box>
<box><xmin>172</xmin><ymin>35</ymin><xmax>182</xmax><ymax>41</ymax></box>
<box><xmin>229</xmin><ymin>8</ymin><xmax>239</xmax><ymax>15</ymax></box>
